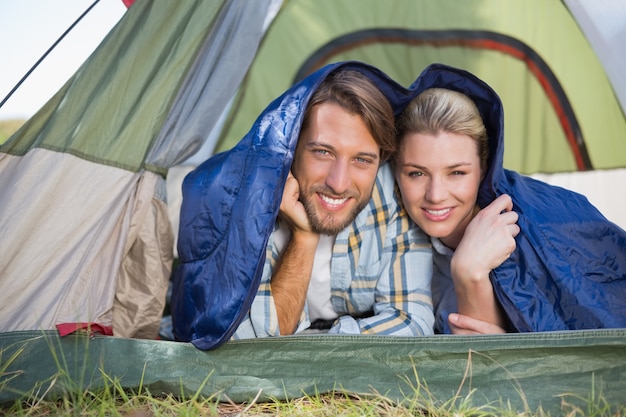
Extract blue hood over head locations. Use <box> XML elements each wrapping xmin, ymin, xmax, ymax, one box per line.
<box><xmin>171</xmin><ymin>61</ymin><xmax>417</xmax><ymax>350</ymax></box>
<box><xmin>172</xmin><ymin>62</ymin><xmax>626</xmax><ymax>350</ymax></box>
<box><xmin>415</xmin><ymin>65</ymin><xmax>626</xmax><ymax>332</ymax></box>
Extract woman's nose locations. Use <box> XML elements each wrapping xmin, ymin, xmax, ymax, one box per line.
<box><xmin>425</xmin><ymin>176</ymin><xmax>446</xmax><ymax>203</ymax></box>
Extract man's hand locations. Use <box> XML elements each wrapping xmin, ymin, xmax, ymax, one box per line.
<box><xmin>272</xmin><ymin>172</ymin><xmax>320</xmax><ymax>335</ymax></box>
<box><xmin>448</xmin><ymin>313</ymin><xmax>506</xmax><ymax>335</ymax></box>
<box><xmin>279</xmin><ymin>172</ymin><xmax>313</xmax><ymax>234</ymax></box>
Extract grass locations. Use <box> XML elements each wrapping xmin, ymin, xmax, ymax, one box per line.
<box><xmin>4</xmin><ymin>380</ymin><xmax>625</xmax><ymax>416</ymax></box>
<box><xmin>1</xmin><ymin>339</ymin><xmax>625</xmax><ymax>416</ymax></box>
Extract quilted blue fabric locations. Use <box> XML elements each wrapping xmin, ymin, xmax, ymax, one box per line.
<box><xmin>419</xmin><ymin>65</ymin><xmax>626</xmax><ymax>332</ymax></box>
<box><xmin>171</xmin><ymin>61</ymin><xmax>415</xmax><ymax>349</ymax></box>
<box><xmin>171</xmin><ymin>62</ymin><xmax>626</xmax><ymax>350</ymax></box>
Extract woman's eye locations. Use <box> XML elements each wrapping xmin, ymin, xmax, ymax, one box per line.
<box><xmin>408</xmin><ymin>171</ymin><xmax>424</xmax><ymax>177</ymax></box>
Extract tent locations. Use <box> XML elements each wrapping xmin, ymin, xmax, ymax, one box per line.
<box><xmin>0</xmin><ymin>0</ymin><xmax>281</xmax><ymax>338</ymax></box>
<box><xmin>171</xmin><ymin>0</ymin><xmax>626</xmax><ymax>244</ymax></box>
<box><xmin>1</xmin><ymin>0</ymin><xmax>625</xmax><ymax>413</ymax></box>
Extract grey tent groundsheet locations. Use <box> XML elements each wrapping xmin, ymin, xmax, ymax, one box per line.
<box><xmin>1</xmin><ymin>330</ymin><xmax>625</xmax><ymax>414</ymax></box>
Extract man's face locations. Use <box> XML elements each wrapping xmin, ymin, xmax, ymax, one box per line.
<box><xmin>291</xmin><ymin>103</ymin><xmax>381</xmax><ymax>235</ymax></box>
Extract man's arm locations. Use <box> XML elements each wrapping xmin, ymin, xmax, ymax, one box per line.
<box><xmin>271</xmin><ymin>231</ymin><xmax>318</xmax><ymax>334</ymax></box>
<box><xmin>332</xmin><ymin>223</ymin><xmax>434</xmax><ymax>336</ymax></box>
<box><xmin>231</xmin><ymin>174</ymin><xmax>319</xmax><ymax>338</ymax></box>
<box><xmin>271</xmin><ymin>173</ymin><xmax>320</xmax><ymax>335</ymax></box>
<box><xmin>329</xmin><ymin>165</ymin><xmax>435</xmax><ymax>336</ymax></box>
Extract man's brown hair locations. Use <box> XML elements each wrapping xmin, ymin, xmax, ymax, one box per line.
<box><xmin>301</xmin><ymin>69</ymin><xmax>396</xmax><ymax>163</ymax></box>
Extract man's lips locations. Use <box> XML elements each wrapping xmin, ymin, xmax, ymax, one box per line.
<box><xmin>319</xmin><ymin>193</ymin><xmax>350</xmax><ymax>210</ymax></box>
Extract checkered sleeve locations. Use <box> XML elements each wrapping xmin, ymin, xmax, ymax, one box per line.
<box><xmin>330</xmin><ymin>164</ymin><xmax>435</xmax><ymax>336</ymax></box>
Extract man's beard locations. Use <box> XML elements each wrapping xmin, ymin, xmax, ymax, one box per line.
<box><xmin>300</xmin><ymin>186</ymin><xmax>372</xmax><ymax>235</ymax></box>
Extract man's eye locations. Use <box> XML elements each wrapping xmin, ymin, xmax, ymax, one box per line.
<box><xmin>313</xmin><ymin>149</ymin><xmax>329</xmax><ymax>156</ymax></box>
<box><xmin>355</xmin><ymin>157</ymin><xmax>373</xmax><ymax>164</ymax></box>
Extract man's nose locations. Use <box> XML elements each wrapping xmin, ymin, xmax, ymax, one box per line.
<box><xmin>325</xmin><ymin>160</ymin><xmax>350</xmax><ymax>194</ymax></box>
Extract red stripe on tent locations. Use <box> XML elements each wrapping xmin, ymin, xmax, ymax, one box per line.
<box><xmin>463</xmin><ymin>38</ymin><xmax>587</xmax><ymax>171</ymax></box>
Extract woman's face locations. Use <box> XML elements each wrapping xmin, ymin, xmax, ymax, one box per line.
<box><xmin>395</xmin><ymin>131</ymin><xmax>483</xmax><ymax>249</ymax></box>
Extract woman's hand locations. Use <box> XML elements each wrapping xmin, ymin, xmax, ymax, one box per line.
<box><xmin>449</xmin><ymin>194</ymin><xmax>520</xmax><ymax>330</ymax></box>
<box><xmin>452</xmin><ymin>194</ymin><xmax>520</xmax><ymax>284</ymax></box>
<box><xmin>448</xmin><ymin>313</ymin><xmax>506</xmax><ymax>335</ymax></box>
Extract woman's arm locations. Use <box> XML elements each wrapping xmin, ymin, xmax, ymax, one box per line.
<box><xmin>450</xmin><ymin>194</ymin><xmax>519</xmax><ymax>330</ymax></box>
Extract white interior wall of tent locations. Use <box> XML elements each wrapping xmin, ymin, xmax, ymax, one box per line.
<box><xmin>166</xmin><ymin>0</ymin><xmax>626</xmax><ymax>258</ymax></box>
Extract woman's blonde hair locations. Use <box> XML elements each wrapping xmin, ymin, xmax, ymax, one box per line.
<box><xmin>396</xmin><ymin>88</ymin><xmax>489</xmax><ymax>167</ymax></box>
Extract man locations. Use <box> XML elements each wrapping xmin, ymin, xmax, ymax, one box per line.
<box><xmin>171</xmin><ymin>62</ymin><xmax>433</xmax><ymax>350</ymax></box>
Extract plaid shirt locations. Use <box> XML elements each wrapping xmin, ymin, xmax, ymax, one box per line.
<box><xmin>232</xmin><ymin>163</ymin><xmax>434</xmax><ymax>338</ymax></box>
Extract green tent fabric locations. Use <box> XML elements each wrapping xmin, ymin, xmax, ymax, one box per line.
<box><xmin>215</xmin><ymin>0</ymin><xmax>626</xmax><ymax>175</ymax></box>
<box><xmin>0</xmin><ymin>0</ymin><xmax>279</xmax><ymax>338</ymax></box>
<box><xmin>2</xmin><ymin>330</ymin><xmax>626</xmax><ymax>414</ymax></box>
<box><xmin>173</xmin><ymin>0</ymin><xmax>626</xmax><ymax>237</ymax></box>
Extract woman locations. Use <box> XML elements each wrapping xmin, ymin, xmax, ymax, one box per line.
<box><xmin>395</xmin><ymin>64</ymin><xmax>626</xmax><ymax>334</ymax></box>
